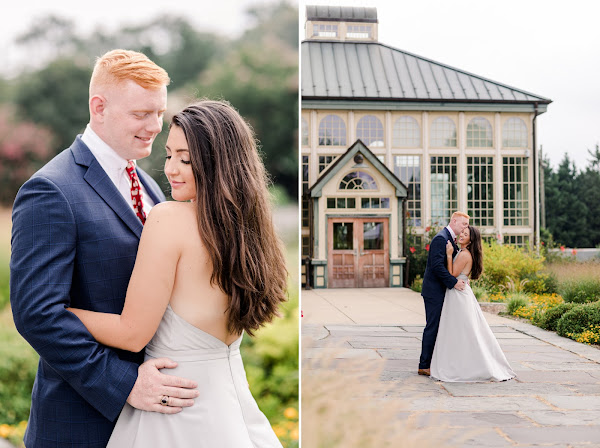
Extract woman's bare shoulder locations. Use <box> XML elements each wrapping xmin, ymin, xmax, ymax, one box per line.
<box><xmin>148</xmin><ymin>200</ymin><xmax>195</xmax><ymax>218</ymax></box>
<box><xmin>143</xmin><ymin>201</ymin><xmax>197</xmax><ymax>235</ymax></box>
<box><xmin>458</xmin><ymin>249</ymin><xmax>472</xmax><ymax>260</ymax></box>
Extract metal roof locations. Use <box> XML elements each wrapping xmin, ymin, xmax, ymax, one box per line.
<box><xmin>306</xmin><ymin>5</ymin><xmax>378</xmax><ymax>22</ymax></box>
<box><xmin>302</xmin><ymin>40</ymin><xmax>552</xmax><ymax>104</ymax></box>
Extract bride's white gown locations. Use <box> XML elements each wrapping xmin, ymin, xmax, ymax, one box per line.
<box><xmin>431</xmin><ymin>266</ymin><xmax>516</xmax><ymax>382</ymax></box>
<box><xmin>107</xmin><ymin>305</ymin><xmax>283</xmax><ymax>447</ymax></box>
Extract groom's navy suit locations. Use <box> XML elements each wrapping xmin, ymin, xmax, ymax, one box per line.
<box><xmin>418</xmin><ymin>227</ymin><xmax>459</xmax><ymax>370</ymax></box>
<box><xmin>10</xmin><ymin>137</ymin><xmax>165</xmax><ymax>447</ymax></box>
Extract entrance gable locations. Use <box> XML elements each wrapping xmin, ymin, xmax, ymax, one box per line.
<box><xmin>309</xmin><ymin>139</ymin><xmax>408</xmax><ymax>199</ymax></box>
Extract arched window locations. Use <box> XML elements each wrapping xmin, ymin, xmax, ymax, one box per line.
<box><xmin>467</xmin><ymin>117</ymin><xmax>493</xmax><ymax>148</ymax></box>
<box><xmin>301</xmin><ymin>117</ymin><xmax>309</xmax><ymax>146</ymax></box>
<box><xmin>339</xmin><ymin>171</ymin><xmax>378</xmax><ymax>190</ymax></box>
<box><xmin>318</xmin><ymin>114</ymin><xmax>346</xmax><ymax>146</ymax></box>
<box><xmin>393</xmin><ymin>116</ymin><xmax>420</xmax><ymax>147</ymax></box>
<box><xmin>502</xmin><ymin>118</ymin><xmax>527</xmax><ymax>148</ymax></box>
<box><xmin>356</xmin><ymin>115</ymin><xmax>384</xmax><ymax>147</ymax></box>
<box><xmin>430</xmin><ymin>117</ymin><xmax>457</xmax><ymax>147</ymax></box>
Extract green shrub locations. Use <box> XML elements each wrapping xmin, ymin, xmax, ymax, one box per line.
<box><xmin>0</xmin><ymin>307</ymin><xmax>39</xmax><ymax>426</ymax></box>
<box><xmin>471</xmin><ymin>284</ymin><xmax>490</xmax><ymax>302</ymax></box>
<box><xmin>560</xmin><ymin>278</ymin><xmax>600</xmax><ymax>304</ymax></box>
<box><xmin>557</xmin><ymin>301</ymin><xmax>600</xmax><ymax>339</ymax></box>
<box><xmin>479</xmin><ymin>241</ymin><xmax>545</xmax><ymax>293</ymax></box>
<box><xmin>523</xmin><ymin>271</ymin><xmax>559</xmax><ymax>295</ymax></box>
<box><xmin>242</xmin><ymin>282</ymin><xmax>298</xmax><ymax>445</ymax></box>
<box><xmin>507</xmin><ymin>295</ymin><xmax>529</xmax><ymax>315</ymax></box>
<box><xmin>538</xmin><ymin>302</ymin><xmax>579</xmax><ymax>331</ymax></box>
<box><xmin>410</xmin><ymin>276</ymin><xmax>423</xmax><ymax>293</ymax></box>
<box><xmin>0</xmin><ymin>255</ymin><xmax>9</xmax><ymax>310</ymax></box>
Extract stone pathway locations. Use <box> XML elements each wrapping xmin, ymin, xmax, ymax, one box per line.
<box><xmin>302</xmin><ymin>288</ymin><xmax>600</xmax><ymax>447</ymax></box>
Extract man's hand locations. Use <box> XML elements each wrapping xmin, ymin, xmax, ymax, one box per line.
<box><xmin>454</xmin><ymin>279</ymin><xmax>466</xmax><ymax>291</ymax></box>
<box><xmin>127</xmin><ymin>358</ymin><xmax>199</xmax><ymax>414</ymax></box>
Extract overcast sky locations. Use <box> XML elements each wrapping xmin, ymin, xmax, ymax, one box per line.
<box><xmin>300</xmin><ymin>0</ymin><xmax>600</xmax><ymax>170</ymax></box>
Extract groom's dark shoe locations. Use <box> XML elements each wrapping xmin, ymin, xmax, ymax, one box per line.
<box><xmin>418</xmin><ymin>368</ymin><xmax>431</xmax><ymax>376</ymax></box>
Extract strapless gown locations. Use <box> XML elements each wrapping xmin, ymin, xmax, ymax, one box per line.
<box><xmin>431</xmin><ymin>274</ymin><xmax>516</xmax><ymax>382</ymax></box>
<box><xmin>107</xmin><ymin>305</ymin><xmax>283</xmax><ymax>447</ymax></box>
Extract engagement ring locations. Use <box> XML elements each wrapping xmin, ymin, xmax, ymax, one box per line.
<box><xmin>160</xmin><ymin>395</ymin><xmax>169</xmax><ymax>406</ymax></box>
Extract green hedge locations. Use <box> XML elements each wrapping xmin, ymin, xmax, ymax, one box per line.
<box><xmin>557</xmin><ymin>301</ymin><xmax>600</xmax><ymax>338</ymax></box>
<box><xmin>538</xmin><ymin>302</ymin><xmax>579</xmax><ymax>332</ymax></box>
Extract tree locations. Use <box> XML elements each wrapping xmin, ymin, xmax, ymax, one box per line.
<box><xmin>83</xmin><ymin>16</ymin><xmax>225</xmax><ymax>89</ymax></box>
<box><xmin>187</xmin><ymin>2</ymin><xmax>299</xmax><ymax>198</ymax></box>
<box><xmin>14</xmin><ymin>59</ymin><xmax>91</xmax><ymax>153</ymax></box>
<box><xmin>579</xmin><ymin>144</ymin><xmax>600</xmax><ymax>247</ymax></box>
<box><xmin>544</xmin><ymin>153</ymin><xmax>590</xmax><ymax>247</ymax></box>
<box><xmin>587</xmin><ymin>143</ymin><xmax>600</xmax><ymax>171</ymax></box>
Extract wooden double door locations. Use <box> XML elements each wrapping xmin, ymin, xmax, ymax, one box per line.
<box><xmin>328</xmin><ymin>217</ymin><xmax>389</xmax><ymax>288</ymax></box>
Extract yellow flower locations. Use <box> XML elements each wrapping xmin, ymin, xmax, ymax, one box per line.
<box><xmin>272</xmin><ymin>424</ymin><xmax>287</xmax><ymax>438</ymax></box>
<box><xmin>0</xmin><ymin>424</ymin><xmax>10</xmax><ymax>438</ymax></box>
<box><xmin>290</xmin><ymin>427</ymin><xmax>299</xmax><ymax>440</ymax></box>
<box><xmin>284</xmin><ymin>407</ymin><xmax>298</xmax><ymax>420</ymax></box>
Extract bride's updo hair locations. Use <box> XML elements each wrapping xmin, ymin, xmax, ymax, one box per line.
<box><xmin>170</xmin><ymin>99</ymin><xmax>287</xmax><ymax>336</ymax></box>
<box><xmin>467</xmin><ymin>225</ymin><xmax>483</xmax><ymax>280</ymax></box>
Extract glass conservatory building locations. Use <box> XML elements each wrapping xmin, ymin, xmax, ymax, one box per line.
<box><xmin>301</xmin><ymin>5</ymin><xmax>551</xmax><ymax>289</ymax></box>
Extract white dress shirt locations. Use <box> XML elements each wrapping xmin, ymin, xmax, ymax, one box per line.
<box><xmin>446</xmin><ymin>225</ymin><xmax>457</xmax><ymax>243</ymax></box>
<box><xmin>81</xmin><ymin>125</ymin><xmax>155</xmax><ymax>216</ymax></box>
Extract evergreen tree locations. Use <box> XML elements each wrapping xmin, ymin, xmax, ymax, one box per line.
<box><xmin>579</xmin><ymin>145</ymin><xmax>600</xmax><ymax>247</ymax></box>
<box><xmin>544</xmin><ymin>154</ymin><xmax>589</xmax><ymax>247</ymax></box>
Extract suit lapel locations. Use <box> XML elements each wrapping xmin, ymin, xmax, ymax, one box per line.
<box><xmin>71</xmin><ymin>138</ymin><xmax>143</xmax><ymax>238</ymax></box>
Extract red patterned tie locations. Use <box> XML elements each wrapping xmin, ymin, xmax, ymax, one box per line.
<box><xmin>125</xmin><ymin>160</ymin><xmax>146</xmax><ymax>224</ymax></box>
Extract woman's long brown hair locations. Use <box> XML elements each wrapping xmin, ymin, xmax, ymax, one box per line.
<box><xmin>170</xmin><ymin>100</ymin><xmax>287</xmax><ymax>336</ymax></box>
<box><xmin>467</xmin><ymin>225</ymin><xmax>483</xmax><ymax>280</ymax></box>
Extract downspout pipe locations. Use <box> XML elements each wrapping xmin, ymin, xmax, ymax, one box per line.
<box><xmin>533</xmin><ymin>102</ymin><xmax>539</xmax><ymax>252</ymax></box>
<box><xmin>403</xmin><ymin>198</ymin><xmax>408</xmax><ymax>287</ymax></box>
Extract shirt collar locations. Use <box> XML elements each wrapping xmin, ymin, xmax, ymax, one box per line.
<box><xmin>446</xmin><ymin>225</ymin><xmax>457</xmax><ymax>241</ymax></box>
<box><xmin>81</xmin><ymin>124</ymin><xmax>133</xmax><ymax>174</ymax></box>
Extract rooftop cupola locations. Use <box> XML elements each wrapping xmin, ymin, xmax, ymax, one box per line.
<box><xmin>305</xmin><ymin>5</ymin><xmax>378</xmax><ymax>42</ymax></box>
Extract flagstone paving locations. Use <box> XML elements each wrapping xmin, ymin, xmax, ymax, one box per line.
<box><xmin>302</xmin><ymin>288</ymin><xmax>600</xmax><ymax>447</ymax></box>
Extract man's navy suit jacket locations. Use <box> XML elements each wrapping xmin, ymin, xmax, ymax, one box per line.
<box><xmin>10</xmin><ymin>137</ymin><xmax>166</xmax><ymax>447</ymax></box>
<box><xmin>421</xmin><ymin>227</ymin><xmax>459</xmax><ymax>300</ymax></box>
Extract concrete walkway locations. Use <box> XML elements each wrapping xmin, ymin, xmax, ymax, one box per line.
<box><xmin>302</xmin><ymin>288</ymin><xmax>600</xmax><ymax>447</ymax></box>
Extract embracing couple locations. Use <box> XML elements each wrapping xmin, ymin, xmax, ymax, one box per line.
<box><xmin>417</xmin><ymin>212</ymin><xmax>516</xmax><ymax>382</ymax></box>
<box><xmin>10</xmin><ymin>50</ymin><xmax>286</xmax><ymax>447</ymax></box>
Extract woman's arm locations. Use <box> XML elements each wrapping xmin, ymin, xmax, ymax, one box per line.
<box><xmin>68</xmin><ymin>203</ymin><xmax>180</xmax><ymax>352</ymax></box>
<box><xmin>445</xmin><ymin>241</ymin><xmax>453</xmax><ymax>275</ymax></box>
<box><xmin>445</xmin><ymin>241</ymin><xmax>471</xmax><ymax>278</ymax></box>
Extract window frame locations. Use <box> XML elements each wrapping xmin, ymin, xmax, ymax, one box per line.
<box><xmin>318</xmin><ymin>114</ymin><xmax>347</xmax><ymax>147</ymax></box>
<box><xmin>430</xmin><ymin>116</ymin><xmax>457</xmax><ymax>148</ymax></box>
